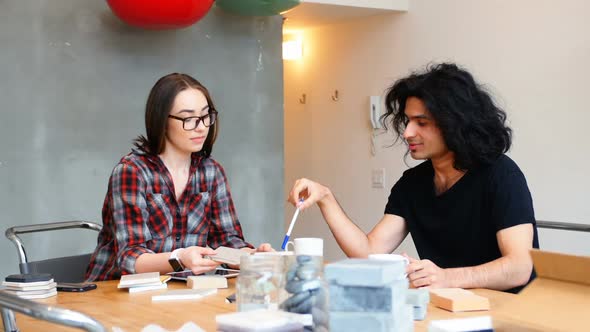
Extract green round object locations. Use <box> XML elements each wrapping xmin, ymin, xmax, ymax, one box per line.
<box><xmin>216</xmin><ymin>0</ymin><xmax>301</xmax><ymax>16</ymax></box>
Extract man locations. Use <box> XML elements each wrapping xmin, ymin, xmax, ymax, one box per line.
<box><xmin>288</xmin><ymin>63</ymin><xmax>539</xmax><ymax>293</ymax></box>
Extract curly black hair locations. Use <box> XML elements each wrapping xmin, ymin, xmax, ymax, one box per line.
<box><xmin>382</xmin><ymin>63</ymin><xmax>512</xmax><ymax>171</ymax></box>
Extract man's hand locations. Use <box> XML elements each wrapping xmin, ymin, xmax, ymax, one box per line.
<box><xmin>406</xmin><ymin>257</ymin><xmax>449</xmax><ymax>288</ymax></box>
<box><xmin>288</xmin><ymin>178</ymin><xmax>332</xmax><ymax>211</ymax></box>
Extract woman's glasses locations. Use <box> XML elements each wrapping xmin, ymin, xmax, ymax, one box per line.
<box><xmin>168</xmin><ymin>110</ymin><xmax>218</xmax><ymax>131</ymax></box>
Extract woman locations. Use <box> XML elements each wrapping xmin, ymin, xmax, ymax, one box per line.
<box><xmin>86</xmin><ymin>73</ymin><xmax>271</xmax><ymax>281</ymax></box>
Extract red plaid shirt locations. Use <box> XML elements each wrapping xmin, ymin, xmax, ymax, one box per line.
<box><xmin>85</xmin><ymin>148</ymin><xmax>251</xmax><ymax>281</ymax></box>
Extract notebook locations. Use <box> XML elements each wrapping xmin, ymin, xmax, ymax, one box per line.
<box><xmin>2</xmin><ymin>279</ymin><xmax>55</xmax><ymax>288</ymax></box>
<box><xmin>1</xmin><ymin>288</ymin><xmax>58</xmax><ymax>300</ymax></box>
<box><xmin>2</xmin><ymin>282</ymin><xmax>57</xmax><ymax>292</ymax></box>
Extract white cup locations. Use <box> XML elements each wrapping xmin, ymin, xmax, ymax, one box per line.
<box><xmin>286</xmin><ymin>237</ymin><xmax>323</xmax><ymax>256</ymax></box>
<box><xmin>368</xmin><ymin>253</ymin><xmax>409</xmax><ymax>278</ymax></box>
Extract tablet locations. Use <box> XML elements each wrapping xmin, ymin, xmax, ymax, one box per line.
<box><xmin>167</xmin><ymin>267</ymin><xmax>240</xmax><ymax>281</ymax></box>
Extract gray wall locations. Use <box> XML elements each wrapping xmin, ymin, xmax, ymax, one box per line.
<box><xmin>0</xmin><ymin>1</ymin><xmax>284</xmax><ymax>279</ymax></box>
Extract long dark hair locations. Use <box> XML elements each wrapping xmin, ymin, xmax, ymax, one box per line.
<box><xmin>382</xmin><ymin>63</ymin><xmax>512</xmax><ymax>171</ymax></box>
<box><xmin>134</xmin><ymin>73</ymin><xmax>218</xmax><ymax>157</ymax></box>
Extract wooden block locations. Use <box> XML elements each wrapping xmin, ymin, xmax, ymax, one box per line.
<box><xmin>429</xmin><ymin>288</ymin><xmax>490</xmax><ymax>312</ymax></box>
<box><xmin>187</xmin><ymin>275</ymin><xmax>228</xmax><ymax>289</ymax></box>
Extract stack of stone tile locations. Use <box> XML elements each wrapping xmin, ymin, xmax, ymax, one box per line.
<box><xmin>326</xmin><ymin>259</ymin><xmax>414</xmax><ymax>332</ymax></box>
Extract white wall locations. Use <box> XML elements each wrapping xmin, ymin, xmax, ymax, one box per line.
<box><xmin>284</xmin><ymin>0</ymin><xmax>590</xmax><ymax>262</ymax></box>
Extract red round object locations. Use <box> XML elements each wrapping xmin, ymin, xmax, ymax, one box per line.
<box><xmin>106</xmin><ymin>0</ymin><xmax>214</xmax><ymax>30</ymax></box>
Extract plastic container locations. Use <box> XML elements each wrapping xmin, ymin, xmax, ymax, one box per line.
<box><xmin>236</xmin><ymin>254</ymin><xmax>287</xmax><ymax>312</ymax></box>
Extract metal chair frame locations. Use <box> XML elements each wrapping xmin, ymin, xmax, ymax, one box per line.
<box><xmin>3</xmin><ymin>220</ymin><xmax>103</xmax><ymax>331</ymax></box>
<box><xmin>536</xmin><ymin>220</ymin><xmax>590</xmax><ymax>233</ymax></box>
<box><xmin>0</xmin><ymin>291</ymin><xmax>105</xmax><ymax>332</ymax></box>
<box><xmin>5</xmin><ymin>220</ymin><xmax>102</xmax><ymax>272</ymax></box>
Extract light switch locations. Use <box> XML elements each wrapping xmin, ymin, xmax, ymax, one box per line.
<box><xmin>372</xmin><ymin>168</ymin><xmax>385</xmax><ymax>188</ymax></box>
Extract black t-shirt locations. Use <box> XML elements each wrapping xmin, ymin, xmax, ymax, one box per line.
<box><xmin>385</xmin><ymin>155</ymin><xmax>539</xmax><ymax>293</ymax></box>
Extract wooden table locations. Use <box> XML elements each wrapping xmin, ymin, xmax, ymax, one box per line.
<box><xmin>10</xmin><ymin>280</ymin><xmax>235</xmax><ymax>331</ymax></box>
<box><xmin>414</xmin><ymin>289</ymin><xmax>539</xmax><ymax>332</ymax></box>
<box><xmin>6</xmin><ymin>280</ymin><xmax>533</xmax><ymax>332</ymax></box>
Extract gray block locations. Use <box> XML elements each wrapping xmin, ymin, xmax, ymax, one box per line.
<box><xmin>311</xmin><ymin>307</ymin><xmax>329</xmax><ymax>327</ymax></box>
<box><xmin>297</xmin><ymin>255</ymin><xmax>313</xmax><ymax>264</ymax></box>
<box><xmin>329</xmin><ymin>279</ymin><xmax>408</xmax><ymax>313</ymax></box>
<box><xmin>330</xmin><ymin>305</ymin><xmax>414</xmax><ymax>332</ymax></box>
<box><xmin>280</xmin><ymin>291</ymin><xmax>314</xmax><ymax>311</ymax></box>
<box><xmin>325</xmin><ymin>259</ymin><xmax>406</xmax><ymax>287</ymax></box>
<box><xmin>287</xmin><ymin>267</ymin><xmax>298</xmax><ymax>282</ymax></box>
<box><xmin>406</xmin><ymin>288</ymin><xmax>430</xmax><ymax>306</ymax></box>
<box><xmin>330</xmin><ymin>312</ymin><xmax>394</xmax><ymax>332</ymax></box>
<box><xmin>413</xmin><ymin>305</ymin><xmax>428</xmax><ymax>321</ymax></box>
<box><xmin>296</xmin><ymin>264</ymin><xmax>320</xmax><ymax>280</ymax></box>
<box><xmin>330</xmin><ymin>310</ymin><xmax>415</xmax><ymax>332</ymax></box>
<box><xmin>285</xmin><ymin>279</ymin><xmax>322</xmax><ymax>294</ymax></box>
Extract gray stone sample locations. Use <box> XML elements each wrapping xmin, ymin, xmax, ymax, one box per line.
<box><xmin>330</xmin><ymin>312</ymin><xmax>396</xmax><ymax>332</ymax></box>
<box><xmin>311</xmin><ymin>307</ymin><xmax>329</xmax><ymax>326</ymax></box>
<box><xmin>285</xmin><ymin>279</ymin><xmax>322</xmax><ymax>294</ymax></box>
<box><xmin>325</xmin><ymin>259</ymin><xmax>406</xmax><ymax>287</ymax></box>
<box><xmin>330</xmin><ymin>305</ymin><xmax>413</xmax><ymax>332</ymax></box>
<box><xmin>329</xmin><ymin>279</ymin><xmax>408</xmax><ymax>313</ymax></box>
<box><xmin>296</xmin><ymin>264</ymin><xmax>320</xmax><ymax>280</ymax></box>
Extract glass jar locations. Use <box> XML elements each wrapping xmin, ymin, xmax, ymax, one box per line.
<box><xmin>236</xmin><ymin>254</ymin><xmax>287</xmax><ymax>312</ymax></box>
<box><xmin>280</xmin><ymin>255</ymin><xmax>329</xmax><ymax>332</ymax></box>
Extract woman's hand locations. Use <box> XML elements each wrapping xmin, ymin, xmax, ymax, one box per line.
<box><xmin>178</xmin><ymin>246</ymin><xmax>220</xmax><ymax>275</ymax></box>
<box><xmin>237</xmin><ymin>243</ymin><xmax>275</xmax><ymax>255</ymax></box>
<box><xmin>288</xmin><ymin>178</ymin><xmax>332</xmax><ymax>211</ymax></box>
<box><xmin>221</xmin><ymin>244</ymin><xmax>275</xmax><ymax>270</ymax></box>
<box><xmin>254</xmin><ymin>243</ymin><xmax>274</xmax><ymax>252</ymax></box>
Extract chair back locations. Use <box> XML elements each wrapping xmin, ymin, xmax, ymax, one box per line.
<box><xmin>19</xmin><ymin>254</ymin><xmax>94</xmax><ymax>283</ymax></box>
<box><xmin>5</xmin><ymin>221</ymin><xmax>101</xmax><ymax>283</ymax></box>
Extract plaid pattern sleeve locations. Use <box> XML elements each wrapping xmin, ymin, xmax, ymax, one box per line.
<box><xmin>86</xmin><ymin>162</ymin><xmax>155</xmax><ymax>281</ymax></box>
<box><xmin>206</xmin><ymin>160</ymin><xmax>253</xmax><ymax>249</ymax></box>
